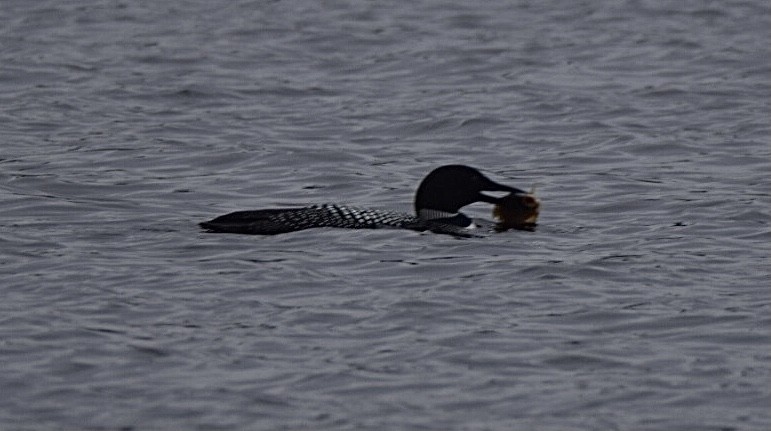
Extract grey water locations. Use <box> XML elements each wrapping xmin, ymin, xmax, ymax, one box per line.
<box><xmin>1</xmin><ymin>0</ymin><xmax>769</xmax><ymax>430</ymax></box>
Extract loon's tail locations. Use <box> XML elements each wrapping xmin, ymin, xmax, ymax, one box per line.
<box><xmin>199</xmin><ymin>208</ymin><xmax>313</xmax><ymax>235</ymax></box>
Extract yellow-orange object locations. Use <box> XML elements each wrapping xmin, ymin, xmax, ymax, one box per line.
<box><xmin>493</xmin><ymin>191</ymin><xmax>540</xmax><ymax>230</ymax></box>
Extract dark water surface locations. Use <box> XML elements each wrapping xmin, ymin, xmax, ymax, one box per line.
<box><xmin>1</xmin><ymin>1</ymin><xmax>769</xmax><ymax>430</ymax></box>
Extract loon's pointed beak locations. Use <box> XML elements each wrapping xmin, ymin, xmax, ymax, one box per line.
<box><xmin>478</xmin><ymin>181</ymin><xmax>527</xmax><ymax>205</ymax></box>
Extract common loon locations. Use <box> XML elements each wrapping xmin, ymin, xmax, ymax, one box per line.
<box><xmin>199</xmin><ymin>165</ymin><xmax>533</xmax><ymax>236</ymax></box>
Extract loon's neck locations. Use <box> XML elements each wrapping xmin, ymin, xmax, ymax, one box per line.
<box><xmin>417</xmin><ymin>208</ymin><xmax>457</xmax><ymax>220</ymax></box>
<box><xmin>417</xmin><ymin>208</ymin><xmax>474</xmax><ymax>228</ymax></box>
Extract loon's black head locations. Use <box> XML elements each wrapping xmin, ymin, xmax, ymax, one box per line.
<box><xmin>413</xmin><ymin>165</ymin><xmax>525</xmax><ymax>216</ymax></box>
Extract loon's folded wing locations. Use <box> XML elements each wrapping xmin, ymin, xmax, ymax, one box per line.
<box><xmin>200</xmin><ymin>205</ymin><xmax>419</xmax><ymax>235</ymax></box>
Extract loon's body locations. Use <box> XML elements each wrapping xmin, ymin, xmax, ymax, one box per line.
<box><xmin>200</xmin><ymin>165</ymin><xmax>528</xmax><ymax>236</ymax></box>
